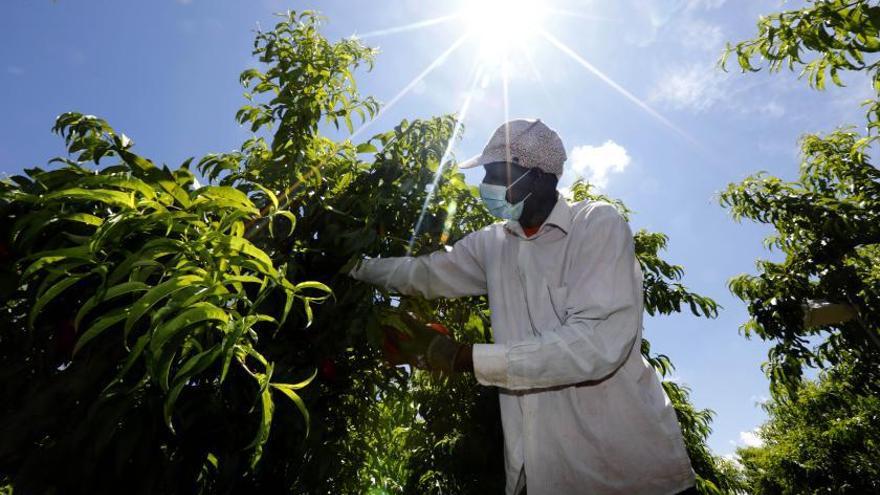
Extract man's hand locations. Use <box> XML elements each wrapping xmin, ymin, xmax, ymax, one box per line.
<box><xmin>380</xmin><ymin>313</ymin><xmax>470</xmax><ymax>373</ymax></box>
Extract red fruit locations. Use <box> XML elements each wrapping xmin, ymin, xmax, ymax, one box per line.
<box><xmin>427</xmin><ymin>322</ymin><xmax>449</xmax><ymax>336</ymax></box>
<box><xmin>0</xmin><ymin>242</ymin><xmax>10</xmax><ymax>262</ymax></box>
<box><xmin>319</xmin><ymin>357</ymin><xmax>337</xmax><ymax>382</ymax></box>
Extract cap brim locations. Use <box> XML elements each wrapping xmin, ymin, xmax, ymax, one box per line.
<box><xmin>457</xmin><ymin>153</ymin><xmax>483</xmax><ymax>170</ymax></box>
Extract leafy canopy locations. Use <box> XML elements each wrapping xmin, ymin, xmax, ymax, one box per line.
<box><xmin>737</xmin><ymin>355</ymin><xmax>880</xmax><ymax>495</ymax></box>
<box><xmin>2</xmin><ymin>8</ymin><xmax>736</xmax><ymax>495</ymax></box>
<box><xmin>723</xmin><ymin>1</ymin><xmax>880</xmax><ymax>492</ymax></box>
<box><xmin>721</xmin><ymin>0</ymin><xmax>880</xmax><ymax>396</ymax></box>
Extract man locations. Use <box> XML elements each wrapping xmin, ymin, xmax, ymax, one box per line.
<box><xmin>349</xmin><ymin>119</ymin><xmax>697</xmax><ymax>494</ymax></box>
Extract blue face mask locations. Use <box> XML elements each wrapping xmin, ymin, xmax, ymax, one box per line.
<box><xmin>479</xmin><ymin>170</ymin><xmax>533</xmax><ymax>221</ymax></box>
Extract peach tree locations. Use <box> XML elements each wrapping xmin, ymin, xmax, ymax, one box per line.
<box><xmin>2</xmin><ymin>10</ymin><xmax>737</xmax><ymax>495</ymax></box>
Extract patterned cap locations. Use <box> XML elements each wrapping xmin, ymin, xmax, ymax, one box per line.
<box><xmin>459</xmin><ymin>118</ymin><xmax>567</xmax><ymax>178</ymax></box>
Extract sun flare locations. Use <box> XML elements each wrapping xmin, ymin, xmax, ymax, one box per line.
<box><xmin>461</xmin><ymin>0</ymin><xmax>548</xmax><ymax>58</ymax></box>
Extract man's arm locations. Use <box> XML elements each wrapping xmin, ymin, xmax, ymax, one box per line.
<box><xmin>349</xmin><ymin>229</ymin><xmax>488</xmax><ymax>299</ymax></box>
<box><xmin>470</xmin><ymin>204</ymin><xmax>642</xmax><ymax>390</ymax></box>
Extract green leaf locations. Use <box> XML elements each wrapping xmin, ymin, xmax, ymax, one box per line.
<box><xmin>223</xmin><ymin>275</ymin><xmax>265</xmax><ymax>286</ymax></box>
<box><xmin>294</xmin><ymin>280</ymin><xmax>333</xmax><ymax>299</ymax></box>
<box><xmin>75</xmin><ymin>281</ymin><xmax>149</xmax><ymax>330</ymax></box>
<box><xmin>171</xmin><ymin>282</ymin><xmax>228</xmax><ymax>311</ymax></box>
<box><xmin>302</xmin><ymin>297</ymin><xmax>315</xmax><ymax>328</ymax></box>
<box><xmin>61</xmin><ymin>212</ymin><xmax>104</xmax><ymax>227</ymax></box>
<box><xmin>274</xmin><ymin>368</ymin><xmax>317</xmax><ymax>391</ymax></box>
<box><xmin>28</xmin><ymin>274</ymin><xmax>85</xmax><ymax>330</ymax></box>
<box><xmin>43</xmin><ymin>188</ymin><xmax>135</xmax><ymax>209</ymax></box>
<box><xmin>107</xmin><ymin>331</ymin><xmax>150</xmax><ymax>390</ymax></box>
<box><xmin>272</xmin><ymin>210</ymin><xmax>297</xmax><ymax>237</ymax></box>
<box><xmin>149</xmin><ymin>302</ymin><xmax>229</xmax><ymax>354</ymax></box>
<box><xmin>272</xmin><ymin>375</ymin><xmax>314</xmax><ymax>436</ymax></box>
<box><xmin>125</xmin><ymin>274</ymin><xmax>205</xmax><ymax>337</ymax></box>
<box><xmin>279</xmin><ymin>286</ymin><xmax>295</xmax><ymax>327</ymax></box>
<box><xmin>80</xmin><ymin>175</ymin><xmax>157</xmax><ymax>200</ymax></box>
<box><xmin>220</xmin><ymin>340</ymin><xmax>246</xmax><ymax>385</ymax></box>
<box><xmin>355</xmin><ymin>142</ymin><xmax>378</xmax><ymax>154</ymax></box>
<box><xmin>251</xmin><ymin>183</ymin><xmax>279</xmax><ymax>210</ymax></box>
<box><xmin>222</xmin><ymin>275</ymin><xmax>266</xmax><ymax>295</ymax></box>
<box><xmin>249</xmin><ymin>368</ymin><xmax>275</xmax><ymax>468</ymax></box>
<box><xmin>73</xmin><ymin>308</ymin><xmax>128</xmax><ymax>356</ymax></box>
<box><xmin>214</xmin><ymin>236</ymin><xmax>277</xmax><ymax>277</ymax></box>
<box><xmin>21</xmin><ymin>246</ymin><xmax>92</xmax><ymax>280</ymax></box>
<box><xmin>164</xmin><ymin>345</ymin><xmax>223</xmax><ymax>430</ymax></box>
<box><xmin>157</xmin><ymin>177</ymin><xmax>192</xmax><ymax>208</ymax></box>
<box><xmin>107</xmin><ymin>238</ymin><xmax>185</xmax><ymax>285</ymax></box>
<box><xmin>194</xmin><ymin>186</ymin><xmax>258</xmax><ymax>214</ymax></box>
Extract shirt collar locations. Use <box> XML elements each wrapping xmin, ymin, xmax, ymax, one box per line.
<box><xmin>504</xmin><ymin>192</ymin><xmax>572</xmax><ymax>238</ymax></box>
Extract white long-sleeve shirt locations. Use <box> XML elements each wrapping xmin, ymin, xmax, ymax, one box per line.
<box><xmin>350</xmin><ymin>195</ymin><xmax>695</xmax><ymax>495</ymax></box>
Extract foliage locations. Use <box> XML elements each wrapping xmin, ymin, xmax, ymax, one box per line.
<box><xmin>0</xmin><ymin>111</ymin><xmax>329</xmax><ymax>493</ymax></box>
<box><xmin>722</xmin><ymin>1</ymin><xmax>880</xmax><ymax>492</ymax></box>
<box><xmin>736</xmin><ymin>355</ymin><xmax>880</xmax><ymax>494</ymax></box>
<box><xmin>721</xmin><ymin>0</ymin><xmax>880</xmax><ymax>397</ymax></box>
<box><xmin>1</xmin><ymin>8</ymin><xmax>735</xmax><ymax>495</ymax></box>
<box><xmin>0</xmin><ymin>10</ymin><xmax>486</xmax><ymax>494</ymax></box>
<box><xmin>720</xmin><ymin>129</ymin><xmax>880</xmax><ymax>395</ymax></box>
<box><xmin>722</xmin><ymin>0</ymin><xmax>880</xmax><ymax>130</ymax></box>
<box><xmin>397</xmin><ymin>299</ymin><xmax>506</xmax><ymax>495</ymax></box>
<box><xmin>0</xmin><ymin>10</ymin><xmax>381</xmax><ymax>494</ymax></box>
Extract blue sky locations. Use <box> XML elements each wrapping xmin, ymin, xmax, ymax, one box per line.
<box><xmin>2</xmin><ymin>0</ymin><xmax>871</xmax><ymax>457</ymax></box>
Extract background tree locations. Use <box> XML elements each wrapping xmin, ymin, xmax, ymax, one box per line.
<box><xmin>721</xmin><ymin>0</ymin><xmax>880</xmax><ymax>394</ymax></box>
<box><xmin>736</xmin><ymin>352</ymin><xmax>880</xmax><ymax>494</ymax></box>
<box><xmin>0</xmin><ymin>11</ymin><xmax>499</xmax><ymax>494</ymax></box>
<box><xmin>721</xmin><ymin>0</ymin><xmax>880</xmax><ymax>492</ymax></box>
<box><xmin>0</xmin><ymin>111</ymin><xmax>325</xmax><ymax>494</ymax></box>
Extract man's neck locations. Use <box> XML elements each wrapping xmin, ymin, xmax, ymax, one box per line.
<box><xmin>519</xmin><ymin>192</ymin><xmax>558</xmax><ymax>229</ymax></box>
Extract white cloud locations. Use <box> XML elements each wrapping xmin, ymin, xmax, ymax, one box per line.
<box><xmin>686</xmin><ymin>0</ymin><xmax>726</xmax><ymax>10</ymax></box>
<box><xmin>559</xmin><ymin>185</ymin><xmax>573</xmax><ymax>201</ymax></box>
<box><xmin>739</xmin><ymin>429</ymin><xmax>764</xmax><ymax>448</ymax></box>
<box><xmin>624</xmin><ymin>0</ymin><xmax>745</xmax><ymax>115</ymax></box>
<box><xmin>676</xmin><ymin>19</ymin><xmax>724</xmax><ymax>52</ymax></box>
<box><xmin>566</xmin><ymin>140</ymin><xmax>631</xmax><ymax>189</ymax></box>
<box><xmin>756</xmin><ymin>101</ymin><xmax>785</xmax><ymax>118</ymax></box>
<box><xmin>622</xmin><ymin>0</ymin><xmax>726</xmax><ymax>47</ymax></box>
<box><xmin>651</xmin><ymin>63</ymin><xmax>728</xmax><ymax>112</ymax></box>
<box><xmin>651</xmin><ymin>63</ymin><xmax>788</xmax><ymax>116</ymax></box>
<box><xmin>720</xmin><ymin>453</ymin><xmax>744</xmax><ymax>470</ymax></box>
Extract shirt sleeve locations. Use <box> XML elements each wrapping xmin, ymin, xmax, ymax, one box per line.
<box><xmin>349</xmin><ymin>229</ymin><xmax>488</xmax><ymax>299</ymax></box>
<box><xmin>472</xmin><ymin>205</ymin><xmax>642</xmax><ymax>390</ymax></box>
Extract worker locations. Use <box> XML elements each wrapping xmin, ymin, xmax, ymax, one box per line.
<box><xmin>348</xmin><ymin>119</ymin><xmax>697</xmax><ymax>495</ymax></box>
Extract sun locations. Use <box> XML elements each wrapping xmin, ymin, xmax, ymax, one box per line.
<box><xmin>461</xmin><ymin>0</ymin><xmax>549</xmax><ymax>58</ymax></box>
<box><xmin>352</xmin><ymin>0</ymin><xmax>695</xmax><ymax>250</ymax></box>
